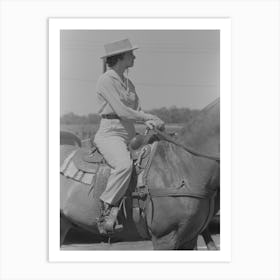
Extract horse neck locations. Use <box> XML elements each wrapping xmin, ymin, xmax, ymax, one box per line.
<box><xmin>147</xmin><ymin>141</ymin><xmax>219</xmax><ymax>191</ymax></box>
<box><xmin>177</xmin><ymin>101</ymin><xmax>220</xmax><ymax>157</ymax></box>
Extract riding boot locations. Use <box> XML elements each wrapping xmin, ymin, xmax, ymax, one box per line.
<box><xmin>97</xmin><ymin>202</ymin><xmax>122</xmax><ymax>235</ymax></box>
<box><xmin>103</xmin><ymin>205</ymin><xmax>119</xmax><ymax>233</ymax></box>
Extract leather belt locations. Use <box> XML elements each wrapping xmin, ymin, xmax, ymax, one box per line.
<box><xmin>101</xmin><ymin>114</ymin><xmax>120</xmax><ymax>119</ymax></box>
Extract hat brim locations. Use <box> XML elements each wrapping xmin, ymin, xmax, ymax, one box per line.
<box><xmin>100</xmin><ymin>46</ymin><xmax>138</xmax><ymax>59</ymax></box>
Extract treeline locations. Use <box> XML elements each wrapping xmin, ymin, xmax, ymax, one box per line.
<box><xmin>148</xmin><ymin>107</ymin><xmax>199</xmax><ymax>124</ymax></box>
<box><xmin>60</xmin><ymin>107</ymin><xmax>199</xmax><ymax>125</ymax></box>
<box><xmin>60</xmin><ymin>113</ymin><xmax>100</xmax><ymax>125</ymax></box>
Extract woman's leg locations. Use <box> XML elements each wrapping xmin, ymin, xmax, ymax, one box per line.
<box><xmin>94</xmin><ymin>135</ymin><xmax>133</xmax><ymax>206</ymax></box>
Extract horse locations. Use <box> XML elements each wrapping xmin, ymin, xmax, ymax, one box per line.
<box><xmin>60</xmin><ymin>98</ymin><xmax>220</xmax><ymax>249</ymax></box>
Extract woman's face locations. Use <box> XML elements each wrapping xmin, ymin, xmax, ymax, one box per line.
<box><xmin>122</xmin><ymin>51</ymin><xmax>136</xmax><ymax>68</ymax></box>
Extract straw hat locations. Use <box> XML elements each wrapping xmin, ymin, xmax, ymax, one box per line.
<box><xmin>101</xmin><ymin>38</ymin><xmax>138</xmax><ymax>59</ymax></box>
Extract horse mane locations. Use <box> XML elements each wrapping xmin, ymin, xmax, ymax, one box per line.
<box><xmin>177</xmin><ymin>98</ymin><xmax>220</xmax><ymax>157</ymax></box>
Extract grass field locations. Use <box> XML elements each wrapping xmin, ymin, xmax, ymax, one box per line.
<box><xmin>61</xmin><ymin>123</ymin><xmax>184</xmax><ymax>141</ymax></box>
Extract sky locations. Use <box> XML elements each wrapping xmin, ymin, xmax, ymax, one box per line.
<box><xmin>60</xmin><ymin>30</ymin><xmax>220</xmax><ymax>116</ymax></box>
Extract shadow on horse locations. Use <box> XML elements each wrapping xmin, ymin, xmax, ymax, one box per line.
<box><xmin>60</xmin><ymin>98</ymin><xmax>220</xmax><ymax>250</ymax></box>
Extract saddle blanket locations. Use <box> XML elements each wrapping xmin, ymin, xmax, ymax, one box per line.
<box><xmin>60</xmin><ymin>147</ymin><xmax>105</xmax><ymax>185</ymax></box>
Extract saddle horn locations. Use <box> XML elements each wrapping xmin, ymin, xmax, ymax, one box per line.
<box><xmin>129</xmin><ymin>134</ymin><xmax>145</xmax><ymax>150</ymax></box>
<box><xmin>129</xmin><ymin>128</ymin><xmax>152</xmax><ymax>150</ymax></box>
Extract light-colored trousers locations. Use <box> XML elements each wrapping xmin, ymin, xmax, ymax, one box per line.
<box><xmin>93</xmin><ymin>119</ymin><xmax>136</xmax><ymax>206</ymax></box>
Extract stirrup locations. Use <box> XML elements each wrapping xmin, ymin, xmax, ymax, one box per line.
<box><xmin>97</xmin><ymin>203</ymin><xmax>123</xmax><ymax>235</ymax></box>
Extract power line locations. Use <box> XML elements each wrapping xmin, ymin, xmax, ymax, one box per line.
<box><xmin>61</xmin><ymin>78</ymin><xmax>216</xmax><ymax>88</ymax></box>
<box><xmin>62</xmin><ymin>44</ymin><xmax>217</xmax><ymax>51</ymax></box>
<box><xmin>136</xmin><ymin>82</ymin><xmax>216</xmax><ymax>88</ymax></box>
<box><xmin>62</xmin><ymin>40</ymin><xmax>218</xmax><ymax>48</ymax></box>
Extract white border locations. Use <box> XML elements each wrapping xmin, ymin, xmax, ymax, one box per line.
<box><xmin>49</xmin><ymin>18</ymin><xmax>231</xmax><ymax>262</ymax></box>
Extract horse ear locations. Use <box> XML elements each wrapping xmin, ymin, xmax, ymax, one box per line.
<box><xmin>129</xmin><ymin>135</ymin><xmax>145</xmax><ymax>150</ymax></box>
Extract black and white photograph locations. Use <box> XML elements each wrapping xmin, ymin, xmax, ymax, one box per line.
<box><xmin>49</xmin><ymin>18</ymin><xmax>231</xmax><ymax>260</ymax></box>
<box><xmin>1</xmin><ymin>1</ymin><xmax>279</xmax><ymax>279</ymax></box>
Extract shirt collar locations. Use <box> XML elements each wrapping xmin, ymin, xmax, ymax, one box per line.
<box><xmin>106</xmin><ymin>69</ymin><xmax>122</xmax><ymax>82</ymax></box>
<box><xmin>106</xmin><ymin>69</ymin><xmax>128</xmax><ymax>89</ymax></box>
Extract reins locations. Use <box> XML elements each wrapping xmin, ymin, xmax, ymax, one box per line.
<box><xmin>153</xmin><ymin>128</ymin><xmax>220</xmax><ymax>162</ymax></box>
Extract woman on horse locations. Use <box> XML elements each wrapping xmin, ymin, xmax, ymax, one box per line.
<box><xmin>94</xmin><ymin>38</ymin><xmax>164</xmax><ymax>234</ymax></box>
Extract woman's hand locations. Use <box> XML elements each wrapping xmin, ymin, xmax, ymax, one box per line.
<box><xmin>145</xmin><ymin>120</ymin><xmax>155</xmax><ymax>130</ymax></box>
<box><xmin>145</xmin><ymin>118</ymin><xmax>165</xmax><ymax>131</ymax></box>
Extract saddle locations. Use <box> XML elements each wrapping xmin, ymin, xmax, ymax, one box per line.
<box><xmin>72</xmin><ymin>147</ymin><xmax>107</xmax><ymax>172</ymax></box>
<box><xmin>60</xmin><ymin>137</ymin><xmax>158</xmax><ymax>238</ymax></box>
